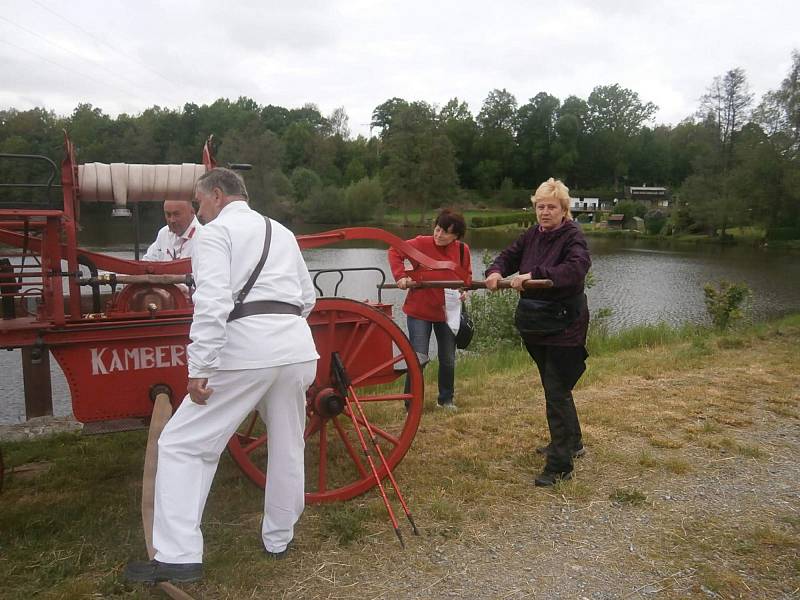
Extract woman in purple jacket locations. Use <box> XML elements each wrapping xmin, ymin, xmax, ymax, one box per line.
<box><xmin>485</xmin><ymin>178</ymin><xmax>591</xmax><ymax>487</ymax></box>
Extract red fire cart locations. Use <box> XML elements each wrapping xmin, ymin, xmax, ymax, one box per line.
<box><xmin>0</xmin><ymin>135</ymin><xmax>472</xmax><ymax>503</ymax></box>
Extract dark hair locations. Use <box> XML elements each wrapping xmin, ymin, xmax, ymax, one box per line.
<box><xmin>434</xmin><ymin>209</ymin><xmax>466</xmax><ymax>239</ymax></box>
<box><xmin>196</xmin><ymin>167</ymin><xmax>249</xmax><ymax>199</ymax></box>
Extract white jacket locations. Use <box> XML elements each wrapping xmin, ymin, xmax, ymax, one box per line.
<box><xmin>142</xmin><ymin>216</ymin><xmax>202</xmax><ymax>261</ymax></box>
<box><xmin>187</xmin><ymin>201</ymin><xmax>318</xmax><ymax>378</ymax></box>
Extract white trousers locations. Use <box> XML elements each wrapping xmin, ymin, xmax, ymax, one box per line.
<box><xmin>153</xmin><ymin>361</ymin><xmax>317</xmax><ymax>563</ymax></box>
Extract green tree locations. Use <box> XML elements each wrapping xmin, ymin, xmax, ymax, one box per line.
<box><xmin>282</xmin><ymin>121</ymin><xmax>314</xmax><ymax>171</ymax></box>
<box><xmin>667</xmin><ymin>119</ymin><xmax>716</xmax><ymax>189</ymax></box>
<box><xmin>689</xmin><ymin>68</ymin><xmax>754</xmax><ymax>236</ymax></box>
<box><xmin>475</xmin><ymin>89</ymin><xmax>518</xmax><ymax>192</ymax></box>
<box><xmin>614</xmin><ymin>200</ymin><xmax>644</xmax><ymax>226</ymax></box>
<box><xmin>343</xmin><ymin>177</ymin><xmax>384</xmax><ymax>223</ymax></box>
<box><xmin>300</xmin><ymin>185</ymin><xmax>346</xmax><ymax>223</ymax></box>
<box><xmin>217</xmin><ymin>125</ymin><xmax>287</xmax><ymax>215</ymax></box>
<box><xmin>551</xmin><ymin>113</ymin><xmax>580</xmax><ymax>185</ymax></box>
<box><xmin>67</xmin><ymin>103</ymin><xmax>116</xmax><ymax>162</ymax></box>
<box><xmin>380</xmin><ymin>101</ymin><xmax>457</xmax><ymax>223</ymax></box>
<box><xmin>699</xmin><ymin>68</ymin><xmax>753</xmax><ymax>173</ymax></box>
<box><xmin>371</xmin><ymin>97</ymin><xmax>409</xmax><ymax>135</ymax></box>
<box><xmin>327</xmin><ymin>106</ymin><xmax>350</xmax><ymax>139</ymax></box>
<box><xmin>342</xmin><ymin>158</ymin><xmax>367</xmax><ymax>184</ymax></box>
<box><xmin>751</xmin><ymin>50</ymin><xmax>800</xmax><ymax>229</ymax></box>
<box><xmin>554</xmin><ymin>96</ymin><xmax>590</xmax><ymax>187</ymax></box>
<box><xmin>644</xmin><ymin>209</ymin><xmax>667</xmax><ymax>234</ymax></box>
<box><xmin>260</xmin><ymin>104</ymin><xmax>291</xmax><ymax>135</ymax></box>
<box><xmin>290</xmin><ymin>167</ymin><xmax>322</xmax><ymax>204</ymax></box>
<box><xmin>628</xmin><ymin>126</ymin><xmax>671</xmax><ymax>186</ymax></box>
<box><xmin>585</xmin><ymin>84</ymin><xmax>658</xmax><ymax>188</ymax></box>
<box><xmin>515</xmin><ymin>92</ymin><xmax>560</xmax><ymax>188</ymax></box>
<box><xmin>440</xmin><ymin>97</ymin><xmax>478</xmax><ymax>189</ymax></box>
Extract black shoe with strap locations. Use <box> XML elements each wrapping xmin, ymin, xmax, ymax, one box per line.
<box><xmin>534</xmin><ymin>469</ymin><xmax>573</xmax><ymax>487</ymax></box>
<box><xmin>536</xmin><ymin>443</ymin><xmax>586</xmax><ymax>459</ymax></box>
<box><xmin>123</xmin><ymin>559</ymin><xmax>202</xmax><ymax>583</ymax></box>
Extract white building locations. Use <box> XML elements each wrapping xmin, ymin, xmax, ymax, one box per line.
<box><xmin>569</xmin><ymin>197</ymin><xmax>600</xmax><ymax>212</ymax></box>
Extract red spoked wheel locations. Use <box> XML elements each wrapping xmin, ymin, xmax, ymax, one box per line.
<box><xmin>226</xmin><ymin>297</ymin><xmax>424</xmax><ymax>503</ymax></box>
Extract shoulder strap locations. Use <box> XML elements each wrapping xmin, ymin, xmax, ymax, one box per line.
<box><xmin>458</xmin><ymin>241</ymin><xmax>464</xmax><ymax>267</ymax></box>
<box><xmin>233</xmin><ymin>216</ymin><xmax>272</xmax><ymax>307</ymax></box>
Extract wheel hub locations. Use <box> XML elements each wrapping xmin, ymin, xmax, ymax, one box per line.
<box><xmin>313</xmin><ymin>387</ymin><xmax>346</xmax><ymax>419</ymax></box>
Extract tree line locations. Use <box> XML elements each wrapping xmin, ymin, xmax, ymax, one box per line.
<box><xmin>1</xmin><ymin>50</ymin><xmax>798</xmax><ymax>236</ymax></box>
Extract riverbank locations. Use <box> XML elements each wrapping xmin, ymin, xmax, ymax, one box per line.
<box><xmin>1</xmin><ymin>316</ymin><xmax>799</xmax><ymax>598</ymax></box>
<box><xmin>377</xmin><ymin>211</ymin><xmax>800</xmax><ymax>249</ymax></box>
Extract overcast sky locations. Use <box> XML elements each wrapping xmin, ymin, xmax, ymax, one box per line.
<box><xmin>1</xmin><ymin>0</ymin><xmax>797</xmax><ymax>138</ymax></box>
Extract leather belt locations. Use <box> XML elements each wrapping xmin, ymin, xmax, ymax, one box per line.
<box><xmin>227</xmin><ymin>300</ymin><xmax>302</xmax><ymax>322</ymax></box>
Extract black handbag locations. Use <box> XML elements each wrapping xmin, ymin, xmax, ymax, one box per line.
<box><xmin>455</xmin><ymin>302</ymin><xmax>474</xmax><ymax>349</ymax></box>
<box><xmin>514</xmin><ymin>294</ymin><xmax>586</xmax><ymax>336</ymax></box>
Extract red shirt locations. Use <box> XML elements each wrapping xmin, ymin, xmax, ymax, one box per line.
<box><xmin>388</xmin><ymin>235</ymin><xmax>472</xmax><ymax>322</ymax></box>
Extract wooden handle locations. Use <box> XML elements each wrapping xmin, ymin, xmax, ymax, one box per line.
<box><xmin>142</xmin><ymin>393</ymin><xmax>198</xmax><ymax>599</ymax></box>
<box><xmin>81</xmin><ymin>273</ymin><xmax>192</xmax><ymax>286</ymax></box>
<box><xmin>381</xmin><ymin>278</ymin><xmax>553</xmax><ymax>290</ymax></box>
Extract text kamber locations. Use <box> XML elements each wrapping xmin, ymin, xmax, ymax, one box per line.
<box><xmin>90</xmin><ymin>345</ymin><xmax>187</xmax><ymax>375</ymax></box>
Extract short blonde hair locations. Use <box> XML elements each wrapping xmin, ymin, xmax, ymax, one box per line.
<box><xmin>532</xmin><ymin>178</ymin><xmax>572</xmax><ymax>220</ymax></box>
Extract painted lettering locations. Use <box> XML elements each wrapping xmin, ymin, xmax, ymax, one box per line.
<box><xmin>91</xmin><ymin>347</ymin><xmax>108</xmax><ymax>375</ymax></box>
<box><xmin>88</xmin><ymin>344</ymin><xmax>188</xmax><ymax>375</ymax></box>
<box><xmin>156</xmin><ymin>346</ymin><xmax>169</xmax><ymax>368</ymax></box>
<box><xmin>170</xmin><ymin>345</ymin><xmax>185</xmax><ymax>366</ymax></box>
<box><xmin>124</xmin><ymin>348</ymin><xmax>141</xmax><ymax>371</ymax></box>
<box><xmin>140</xmin><ymin>347</ymin><xmax>155</xmax><ymax>369</ymax></box>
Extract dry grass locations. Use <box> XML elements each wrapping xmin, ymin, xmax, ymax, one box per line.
<box><xmin>1</xmin><ymin>317</ymin><xmax>799</xmax><ymax>598</ymax></box>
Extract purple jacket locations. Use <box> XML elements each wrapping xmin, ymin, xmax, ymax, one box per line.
<box><xmin>486</xmin><ymin>220</ymin><xmax>591</xmax><ymax>346</ymax></box>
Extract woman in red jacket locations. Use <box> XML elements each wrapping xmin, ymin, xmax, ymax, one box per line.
<box><xmin>388</xmin><ymin>210</ymin><xmax>472</xmax><ymax>410</ymax></box>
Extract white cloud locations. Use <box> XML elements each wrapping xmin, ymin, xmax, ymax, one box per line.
<box><xmin>1</xmin><ymin>0</ymin><xmax>797</xmax><ymax>137</ymax></box>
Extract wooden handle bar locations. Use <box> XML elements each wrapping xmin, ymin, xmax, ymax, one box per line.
<box><xmin>380</xmin><ymin>278</ymin><xmax>553</xmax><ymax>290</ymax></box>
<box><xmin>80</xmin><ymin>273</ymin><xmax>193</xmax><ymax>286</ymax></box>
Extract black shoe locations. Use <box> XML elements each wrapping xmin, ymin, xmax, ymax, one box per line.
<box><xmin>436</xmin><ymin>400</ymin><xmax>458</xmax><ymax>411</ymax></box>
<box><xmin>536</xmin><ymin>444</ymin><xmax>586</xmax><ymax>458</ymax></box>
<box><xmin>264</xmin><ymin>541</ymin><xmax>292</xmax><ymax>560</ymax></box>
<box><xmin>123</xmin><ymin>559</ymin><xmax>202</xmax><ymax>583</ymax></box>
<box><xmin>534</xmin><ymin>469</ymin><xmax>573</xmax><ymax>487</ymax></box>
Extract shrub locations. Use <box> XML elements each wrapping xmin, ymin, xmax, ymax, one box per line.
<box><xmin>343</xmin><ymin>177</ymin><xmax>383</xmax><ymax>223</ymax></box>
<box><xmin>290</xmin><ymin>167</ymin><xmax>322</xmax><ymax>204</ymax></box>
<box><xmin>466</xmin><ymin>288</ymin><xmax>520</xmax><ymax>350</ymax></box>
<box><xmin>614</xmin><ymin>200</ymin><xmax>645</xmax><ymax>226</ymax></box>
<box><xmin>495</xmin><ymin>177</ymin><xmax>529</xmax><ymax>208</ymax></box>
<box><xmin>300</xmin><ymin>185</ymin><xmax>346</xmax><ymax>223</ymax></box>
<box><xmin>465</xmin><ymin>249</ymin><xmax>521</xmax><ymax>350</ymax></box>
<box><xmin>703</xmin><ymin>280</ymin><xmax>751</xmax><ymax>330</ymax></box>
<box><xmin>644</xmin><ymin>209</ymin><xmax>667</xmax><ymax>235</ymax></box>
<box><xmin>766</xmin><ymin>226</ymin><xmax>800</xmax><ymax>241</ymax></box>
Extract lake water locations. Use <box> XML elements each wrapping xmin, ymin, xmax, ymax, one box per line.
<box><xmin>2</xmin><ymin>222</ymin><xmax>799</xmax><ymax>424</ymax></box>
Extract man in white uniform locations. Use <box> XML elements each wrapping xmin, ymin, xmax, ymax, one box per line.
<box><xmin>141</xmin><ymin>199</ymin><xmax>201</xmax><ymax>261</ymax></box>
<box><xmin>125</xmin><ymin>168</ymin><xmax>319</xmax><ymax>584</ymax></box>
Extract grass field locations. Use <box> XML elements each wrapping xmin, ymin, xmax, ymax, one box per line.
<box><xmin>1</xmin><ymin>316</ymin><xmax>799</xmax><ymax>598</ymax></box>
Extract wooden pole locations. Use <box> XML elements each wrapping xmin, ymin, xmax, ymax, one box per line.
<box><xmin>380</xmin><ymin>278</ymin><xmax>554</xmax><ymax>290</ymax></box>
<box><xmin>22</xmin><ymin>346</ymin><xmax>53</xmax><ymax>419</ymax></box>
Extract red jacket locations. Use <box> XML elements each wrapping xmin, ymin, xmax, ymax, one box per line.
<box><xmin>388</xmin><ymin>235</ymin><xmax>472</xmax><ymax>322</ymax></box>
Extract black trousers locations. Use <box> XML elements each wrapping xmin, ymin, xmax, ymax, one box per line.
<box><xmin>523</xmin><ymin>341</ymin><xmax>588</xmax><ymax>473</ymax></box>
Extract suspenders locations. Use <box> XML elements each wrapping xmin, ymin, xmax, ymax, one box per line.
<box><xmin>226</xmin><ymin>217</ymin><xmax>302</xmax><ymax>322</ymax></box>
